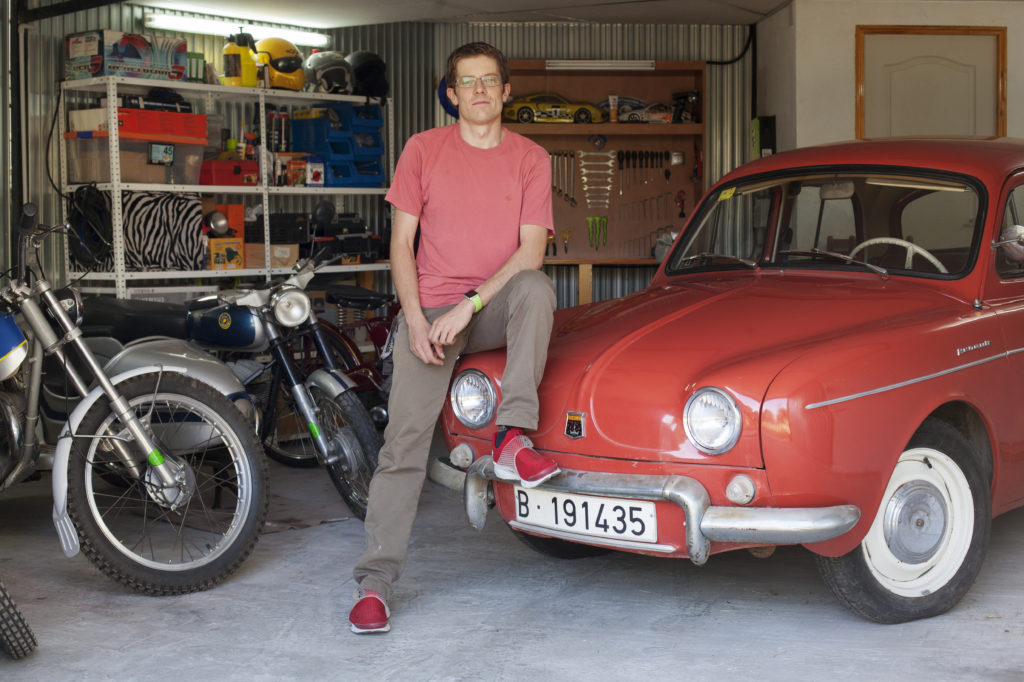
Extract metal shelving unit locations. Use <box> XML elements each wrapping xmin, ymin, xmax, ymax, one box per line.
<box><xmin>59</xmin><ymin>75</ymin><xmax>393</xmax><ymax>298</ymax></box>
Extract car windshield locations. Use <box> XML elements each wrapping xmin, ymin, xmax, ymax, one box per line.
<box><xmin>665</xmin><ymin>171</ymin><xmax>982</xmax><ymax>278</ymax></box>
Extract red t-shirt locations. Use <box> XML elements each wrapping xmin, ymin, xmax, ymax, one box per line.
<box><xmin>385</xmin><ymin>124</ymin><xmax>554</xmax><ymax>308</ymax></box>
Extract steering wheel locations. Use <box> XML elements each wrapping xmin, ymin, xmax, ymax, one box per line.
<box><xmin>848</xmin><ymin>237</ymin><xmax>947</xmax><ymax>273</ymax></box>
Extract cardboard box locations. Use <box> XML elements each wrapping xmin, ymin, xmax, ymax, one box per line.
<box><xmin>207</xmin><ymin>238</ymin><xmax>244</xmax><ymax>270</ymax></box>
<box><xmin>244</xmin><ymin>243</ymin><xmax>298</xmax><ymax>269</ymax></box>
<box><xmin>65</xmin><ymin>30</ymin><xmax>187</xmax><ymax>81</ymax></box>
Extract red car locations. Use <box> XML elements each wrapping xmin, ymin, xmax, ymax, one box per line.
<box><xmin>439</xmin><ymin>137</ymin><xmax>1024</xmax><ymax>623</ymax></box>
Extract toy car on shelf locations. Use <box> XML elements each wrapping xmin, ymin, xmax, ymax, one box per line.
<box><xmin>503</xmin><ymin>93</ymin><xmax>606</xmax><ymax>124</ymax></box>
<box><xmin>439</xmin><ymin>137</ymin><xmax>1024</xmax><ymax>624</ymax></box>
<box><xmin>621</xmin><ymin>102</ymin><xmax>674</xmax><ymax>123</ymax></box>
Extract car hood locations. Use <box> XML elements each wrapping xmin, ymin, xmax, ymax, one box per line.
<box><xmin>515</xmin><ymin>272</ymin><xmax>968</xmax><ymax>464</ymax></box>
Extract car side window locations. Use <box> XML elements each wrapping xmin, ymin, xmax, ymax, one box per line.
<box><xmin>996</xmin><ymin>185</ymin><xmax>1024</xmax><ymax>278</ymax></box>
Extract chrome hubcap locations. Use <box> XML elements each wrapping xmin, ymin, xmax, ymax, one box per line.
<box><xmin>882</xmin><ymin>480</ymin><xmax>947</xmax><ymax>564</ymax></box>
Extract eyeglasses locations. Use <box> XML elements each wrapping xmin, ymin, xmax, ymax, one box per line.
<box><xmin>454</xmin><ymin>74</ymin><xmax>502</xmax><ymax>89</ymax></box>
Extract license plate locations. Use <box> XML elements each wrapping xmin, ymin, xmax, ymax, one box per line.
<box><xmin>513</xmin><ymin>486</ymin><xmax>657</xmax><ymax>543</ymax></box>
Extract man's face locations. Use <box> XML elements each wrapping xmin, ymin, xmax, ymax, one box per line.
<box><xmin>447</xmin><ymin>55</ymin><xmax>510</xmax><ymax>125</ymax></box>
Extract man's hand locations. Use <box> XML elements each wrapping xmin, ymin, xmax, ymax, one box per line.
<box><xmin>428</xmin><ymin>299</ymin><xmax>474</xmax><ymax>351</ymax></box>
<box><xmin>407</xmin><ymin>314</ymin><xmax>446</xmax><ymax>365</ymax></box>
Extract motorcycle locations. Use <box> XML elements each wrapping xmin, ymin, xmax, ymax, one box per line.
<box><xmin>82</xmin><ymin>255</ymin><xmax>382</xmax><ymax>519</ymax></box>
<box><xmin>0</xmin><ymin>204</ymin><xmax>269</xmax><ymax>594</ymax></box>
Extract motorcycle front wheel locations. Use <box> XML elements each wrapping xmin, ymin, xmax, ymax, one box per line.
<box><xmin>313</xmin><ymin>386</ymin><xmax>381</xmax><ymax>519</ymax></box>
<box><xmin>0</xmin><ymin>578</ymin><xmax>36</xmax><ymax>659</ymax></box>
<box><xmin>66</xmin><ymin>373</ymin><xmax>269</xmax><ymax>595</ymax></box>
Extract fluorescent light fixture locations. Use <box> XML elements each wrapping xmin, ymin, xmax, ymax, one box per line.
<box><xmin>546</xmin><ymin>60</ymin><xmax>656</xmax><ymax>71</ymax></box>
<box><xmin>144</xmin><ymin>13</ymin><xmax>332</xmax><ymax>48</ymax></box>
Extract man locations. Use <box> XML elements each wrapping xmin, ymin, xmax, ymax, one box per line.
<box><xmin>349</xmin><ymin>42</ymin><xmax>559</xmax><ymax>634</ymax></box>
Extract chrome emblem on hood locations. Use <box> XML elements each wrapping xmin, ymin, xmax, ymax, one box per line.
<box><xmin>565</xmin><ymin>412</ymin><xmax>586</xmax><ymax>439</ymax></box>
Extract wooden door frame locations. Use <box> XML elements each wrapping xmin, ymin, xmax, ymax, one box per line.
<box><xmin>855</xmin><ymin>25</ymin><xmax>1007</xmax><ymax>139</ymax></box>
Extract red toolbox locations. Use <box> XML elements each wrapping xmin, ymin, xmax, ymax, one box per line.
<box><xmin>117</xmin><ymin>109</ymin><xmax>206</xmax><ymax>138</ymax></box>
<box><xmin>200</xmin><ymin>159</ymin><xmax>259</xmax><ymax>186</ymax></box>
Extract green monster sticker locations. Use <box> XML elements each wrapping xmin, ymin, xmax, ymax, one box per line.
<box><xmin>308</xmin><ymin>423</ymin><xmax>320</xmax><ymax>439</ymax></box>
<box><xmin>148</xmin><ymin>450</ymin><xmax>165</xmax><ymax>466</ymax></box>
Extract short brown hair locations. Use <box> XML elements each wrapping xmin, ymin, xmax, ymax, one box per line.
<box><xmin>445</xmin><ymin>42</ymin><xmax>510</xmax><ymax>87</ymax></box>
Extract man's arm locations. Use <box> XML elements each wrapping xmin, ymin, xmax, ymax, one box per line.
<box><xmin>391</xmin><ymin>207</ymin><xmax>446</xmax><ymax>365</ymax></box>
<box><xmin>427</xmin><ymin>223</ymin><xmax>549</xmax><ymax>348</ymax></box>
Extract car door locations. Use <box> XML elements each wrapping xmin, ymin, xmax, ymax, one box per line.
<box><xmin>982</xmin><ymin>171</ymin><xmax>1024</xmax><ymax>507</ymax></box>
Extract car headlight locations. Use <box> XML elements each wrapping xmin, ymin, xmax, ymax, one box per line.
<box><xmin>270</xmin><ymin>287</ymin><xmax>311</xmax><ymax>327</ymax></box>
<box><xmin>450</xmin><ymin>369</ymin><xmax>496</xmax><ymax>429</ymax></box>
<box><xmin>683</xmin><ymin>387</ymin><xmax>741</xmax><ymax>455</ymax></box>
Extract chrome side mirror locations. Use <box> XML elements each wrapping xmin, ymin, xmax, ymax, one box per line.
<box><xmin>993</xmin><ymin>224</ymin><xmax>1024</xmax><ymax>261</ymax></box>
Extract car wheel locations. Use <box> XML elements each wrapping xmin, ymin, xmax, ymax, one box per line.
<box><xmin>627</xmin><ymin>112</ymin><xmax>641</xmax><ymax>122</ymax></box>
<box><xmin>517</xmin><ymin>107</ymin><xmax>534</xmax><ymax>123</ymax></box>
<box><xmin>510</xmin><ymin>527</ymin><xmax>611</xmax><ymax>559</ymax></box>
<box><xmin>816</xmin><ymin>418</ymin><xmax>990</xmax><ymax>623</ymax></box>
<box><xmin>574</xmin><ymin>109</ymin><xmax>592</xmax><ymax>124</ymax></box>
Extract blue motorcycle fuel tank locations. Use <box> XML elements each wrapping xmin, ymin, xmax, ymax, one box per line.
<box><xmin>186</xmin><ymin>299</ymin><xmax>268</xmax><ymax>352</ymax></box>
<box><xmin>0</xmin><ymin>313</ymin><xmax>27</xmax><ymax>381</ymax></box>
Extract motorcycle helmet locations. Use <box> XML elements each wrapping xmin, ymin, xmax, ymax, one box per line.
<box><xmin>345</xmin><ymin>51</ymin><xmax>389</xmax><ymax>98</ymax></box>
<box><xmin>303</xmin><ymin>50</ymin><xmax>353</xmax><ymax>94</ymax></box>
<box><xmin>255</xmin><ymin>37</ymin><xmax>306</xmax><ymax>91</ymax></box>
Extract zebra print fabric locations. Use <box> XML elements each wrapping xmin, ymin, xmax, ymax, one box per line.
<box><xmin>73</xmin><ymin>192</ymin><xmax>204</xmax><ymax>271</ymax></box>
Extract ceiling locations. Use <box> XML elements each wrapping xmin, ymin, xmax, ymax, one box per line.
<box><xmin>136</xmin><ymin>0</ymin><xmax>789</xmax><ymax>30</ymax></box>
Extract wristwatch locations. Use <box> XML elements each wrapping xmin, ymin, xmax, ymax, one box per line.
<box><xmin>464</xmin><ymin>289</ymin><xmax>483</xmax><ymax>313</ymax></box>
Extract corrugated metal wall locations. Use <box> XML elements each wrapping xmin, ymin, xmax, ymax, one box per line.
<box><xmin>11</xmin><ymin>7</ymin><xmax>751</xmax><ymax>305</ymax></box>
<box><xmin>2</xmin><ymin>0</ymin><xmax>11</xmax><ymax>260</ymax></box>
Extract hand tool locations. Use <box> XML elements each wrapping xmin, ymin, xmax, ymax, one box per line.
<box><xmin>631</xmin><ymin>150</ymin><xmax>638</xmax><ymax>186</ymax></box>
<box><xmin>550</xmin><ymin>153</ymin><xmax>559</xmax><ymax>196</ymax></box>
<box><xmin>560</xmin><ymin>229</ymin><xmax>572</xmax><ymax>253</ymax></box>
<box><xmin>617</xmin><ymin>150</ymin><xmax>624</xmax><ymax>195</ymax></box>
<box><xmin>567</xmin><ymin>152</ymin><xmax>577</xmax><ymax>207</ymax></box>
<box><xmin>578</xmin><ymin>150</ymin><xmax>617</xmax><ymax>160</ymax></box>
<box><xmin>675</xmin><ymin>189</ymin><xmax>687</xmax><ymax>218</ymax></box>
<box><xmin>546</xmin><ymin>234</ymin><xmax>557</xmax><ymax>257</ymax></box>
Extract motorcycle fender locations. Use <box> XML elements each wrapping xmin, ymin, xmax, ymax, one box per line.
<box><xmin>305</xmin><ymin>368</ymin><xmax>357</xmax><ymax>399</ymax></box>
<box><xmin>51</xmin><ymin>365</ymin><xmax>188</xmax><ymax>558</ymax></box>
<box><xmin>106</xmin><ymin>337</ymin><xmax>250</xmax><ymax>404</ymax></box>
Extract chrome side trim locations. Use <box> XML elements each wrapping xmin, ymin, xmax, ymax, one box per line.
<box><xmin>462</xmin><ymin>457</ymin><xmax>860</xmax><ymax>566</ymax></box>
<box><xmin>805</xmin><ymin>352</ymin><xmax>1006</xmax><ymax>410</ymax></box>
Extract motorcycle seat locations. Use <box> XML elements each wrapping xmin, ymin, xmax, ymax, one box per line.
<box><xmin>325</xmin><ymin>284</ymin><xmax>394</xmax><ymax>311</ymax></box>
<box><xmin>82</xmin><ymin>296</ymin><xmax>189</xmax><ymax>344</ymax></box>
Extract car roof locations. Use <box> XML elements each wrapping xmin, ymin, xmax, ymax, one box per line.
<box><xmin>723</xmin><ymin>138</ymin><xmax>1024</xmax><ymax>188</ymax></box>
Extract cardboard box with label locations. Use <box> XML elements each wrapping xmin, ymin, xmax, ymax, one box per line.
<box><xmin>244</xmin><ymin>243</ymin><xmax>298</xmax><ymax>269</ymax></box>
<box><xmin>207</xmin><ymin>238</ymin><xmax>244</xmax><ymax>270</ymax></box>
<box><xmin>65</xmin><ymin>30</ymin><xmax>187</xmax><ymax>81</ymax></box>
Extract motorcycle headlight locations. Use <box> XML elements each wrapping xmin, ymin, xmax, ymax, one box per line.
<box><xmin>683</xmin><ymin>387</ymin><xmax>741</xmax><ymax>455</ymax></box>
<box><xmin>270</xmin><ymin>287</ymin><xmax>311</xmax><ymax>327</ymax></box>
<box><xmin>450</xmin><ymin>369</ymin><xmax>496</xmax><ymax>429</ymax></box>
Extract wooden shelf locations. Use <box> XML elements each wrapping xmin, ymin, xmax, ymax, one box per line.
<box><xmin>507</xmin><ymin>59</ymin><xmax>704</xmax><ymax>262</ymax></box>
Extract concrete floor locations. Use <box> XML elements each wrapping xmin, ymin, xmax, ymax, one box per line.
<box><xmin>2</xmin><ymin>457</ymin><xmax>1024</xmax><ymax>681</ymax></box>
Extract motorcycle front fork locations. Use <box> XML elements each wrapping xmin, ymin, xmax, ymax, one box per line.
<box><xmin>265</xmin><ymin>323</ymin><xmax>338</xmax><ymax>466</ymax></box>
<box><xmin>21</xmin><ymin>286</ymin><xmax>191</xmax><ymax>499</ymax></box>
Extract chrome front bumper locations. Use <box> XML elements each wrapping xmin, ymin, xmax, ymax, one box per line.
<box><xmin>463</xmin><ymin>457</ymin><xmax>860</xmax><ymax>566</ymax></box>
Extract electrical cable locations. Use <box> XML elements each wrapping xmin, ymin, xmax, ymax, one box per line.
<box><xmin>707</xmin><ymin>25</ymin><xmax>755</xmax><ymax>66</ymax></box>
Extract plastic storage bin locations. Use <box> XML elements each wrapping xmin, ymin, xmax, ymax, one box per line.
<box><xmin>65</xmin><ymin>131</ymin><xmax>206</xmax><ymax>184</ymax></box>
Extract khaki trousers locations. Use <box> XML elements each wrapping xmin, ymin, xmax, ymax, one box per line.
<box><xmin>353</xmin><ymin>270</ymin><xmax>557</xmax><ymax>599</ymax></box>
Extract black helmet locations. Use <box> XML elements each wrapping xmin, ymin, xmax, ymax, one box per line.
<box><xmin>345</xmin><ymin>51</ymin><xmax>389</xmax><ymax>98</ymax></box>
<box><xmin>303</xmin><ymin>50</ymin><xmax>354</xmax><ymax>94</ymax></box>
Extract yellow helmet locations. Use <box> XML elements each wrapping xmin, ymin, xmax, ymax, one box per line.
<box><xmin>255</xmin><ymin>37</ymin><xmax>306</xmax><ymax>90</ymax></box>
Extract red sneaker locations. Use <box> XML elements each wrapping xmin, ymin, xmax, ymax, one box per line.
<box><xmin>492</xmin><ymin>428</ymin><xmax>559</xmax><ymax>488</ymax></box>
<box><xmin>349</xmin><ymin>588</ymin><xmax>390</xmax><ymax>634</ymax></box>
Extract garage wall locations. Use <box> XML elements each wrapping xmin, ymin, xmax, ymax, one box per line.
<box><xmin>758</xmin><ymin>0</ymin><xmax>1024</xmax><ymax>150</ymax></box>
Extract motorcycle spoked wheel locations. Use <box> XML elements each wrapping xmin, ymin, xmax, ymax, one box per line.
<box><xmin>0</xmin><ymin>578</ymin><xmax>36</xmax><ymax>660</ymax></box>
<box><xmin>66</xmin><ymin>373</ymin><xmax>269</xmax><ymax>595</ymax></box>
<box><xmin>312</xmin><ymin>386</ymin><xmax>381</xmax><ymax>520</ymax></box>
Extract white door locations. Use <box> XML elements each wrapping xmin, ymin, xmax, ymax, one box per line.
<box><xmin>859</xmin><ymin>29</ymin><xmax>1003</xmax><ymax>138</ymax></box>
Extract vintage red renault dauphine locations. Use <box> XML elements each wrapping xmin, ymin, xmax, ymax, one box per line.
<box><xmin>438</xmin><ymin>138</ymin><xmax>1024</xmax><ymax>623</ymax></box>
